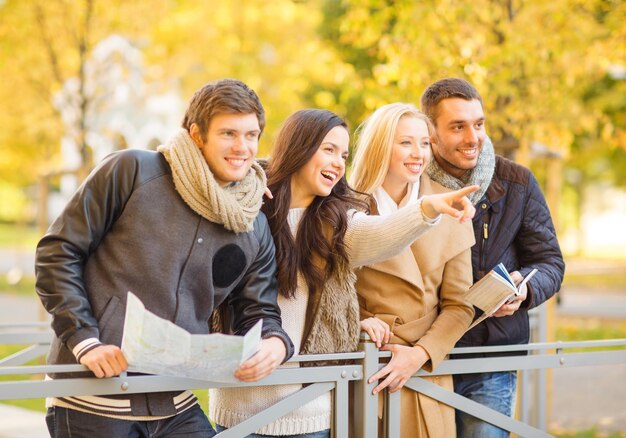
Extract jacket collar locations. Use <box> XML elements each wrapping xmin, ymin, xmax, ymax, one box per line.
<box><xmin>480</xmin><ymin>170</ymin><xmax>505</xmax><ymax>213</ymax></box>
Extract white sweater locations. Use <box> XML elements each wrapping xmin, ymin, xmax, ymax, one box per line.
<box><xmin>209</xmin><ymin>200</ymin><xmax>438</xmax><ymax>435</ymax></box>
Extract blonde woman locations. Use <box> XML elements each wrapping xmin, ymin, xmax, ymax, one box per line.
<box><xmin>350</xmin><ymin>103</ymin><xmax>475</xmax><ymax>437</ymax></box>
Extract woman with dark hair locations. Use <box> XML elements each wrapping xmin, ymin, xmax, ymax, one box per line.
<box><xmin>209</xmin><ymin>109</ymin><xmax>477</xmax><ymax>437</ymax></box>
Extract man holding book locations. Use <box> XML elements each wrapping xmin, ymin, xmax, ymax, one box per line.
<box><xmin>421</xmin><ymin>78</ymin><xmax>565</xmax><ymax>437</ymax></box>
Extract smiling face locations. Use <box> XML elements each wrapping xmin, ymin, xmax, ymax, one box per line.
<box><xmin>431</xmin><ymin>98</ymin><xmax>486</xmax><ymax>179</ymax></box>
<box><xmin>190</xmin><ymin>112</ymin><xmax>261</xmax><ymax>186</ymax></box>
<box><xmin>290</xmin><ymin>125</ymin><xmax>349</xmax><ymax>208</ymax></box>
<box><xmin>382</xmin><ymin>116</ymin><xmax>432</xmax><ymax>203</ymax></box>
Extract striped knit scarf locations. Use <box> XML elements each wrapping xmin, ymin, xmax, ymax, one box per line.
<box><xmin>158</xmin><ymin>129</ymin><xmax>266</xmax><ymax>233</ymax></box>
<box><xmin>426</xmin><ymin>136</ymin><xmax>496</xmax><ymax>205</ymax></box>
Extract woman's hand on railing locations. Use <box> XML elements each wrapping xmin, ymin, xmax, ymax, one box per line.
<box><xmin>360</xmin><ymin>317</ymin><xmax>393</xmax><ymax>348</ymax></box>
<box><xmin>79</xmin><ymin>344</ymin><xmax>128</xmax><ymax>378</ymax></box>
<box><xmin>368</xmin><ymin>344</ymin><xmax>430</xmax><ymax>394</ymax></box>
<box><xmin>234</xmin><ymin>336</ymin><xmax>286</xmax><ymax>382</ymax></box>
<box><xmin>420</xmin><ymin>185</ymin><xmax>478</xmax><ymax>223</ymax></box>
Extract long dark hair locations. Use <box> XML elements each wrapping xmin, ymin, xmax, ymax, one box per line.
<box><xmin>263</xmin><ymin>109</ymin><xmax>369</xmax><ymax>298</ymax></box>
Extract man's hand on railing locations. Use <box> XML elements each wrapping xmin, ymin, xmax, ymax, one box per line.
<box><xmin>360</xmin><ymin>317</ymin><xmax>393</xmax><ymax>348</ymax></box>
<box><xmin>234</xmin><ymin>336</ymin><xmax>286</xmax><ymax>382</ymax></box>
<box><xmin>368</xmin><ymin>344</ymin><xmax>430</xmax><ymax>394</ymax></box>
<box><xmin>79</xmin><ymin>344</ymin><xmax>129</xmax><ymax>378</ymax></box>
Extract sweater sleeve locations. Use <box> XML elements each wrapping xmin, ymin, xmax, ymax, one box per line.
<box><xmin>347</xmin><ymin>199</ymin><xmax>440</xmax><ymax>269</ymax></box>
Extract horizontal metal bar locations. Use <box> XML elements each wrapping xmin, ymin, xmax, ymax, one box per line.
<box><xmin>2</xmin><ymin>348</ymin><xmax>625</xmax><ymax>379</ymax></box>
<box><xmin>0</xmin><ymin>365</ymin><xmax>362</xmax><ymax>400</ymax></box>
<box><xmin>418</xmin><ymin>349</ymin><xmax>626</xmax><ymax>376</ymax></box>
<box><xmin>450</xmin><ymin>338</ymin><xmax>626</xmax><ymax>354</ymax></box>
<box><xmin>0</xmin><ymin>364</ymin><xmax>87</xmax><ymax>376</ymax></box>
<box><xmin>288</xmin><ymin>352</ymin><xmax>365</xmax><ymax>362</ymax></box>
<box><xmin>0</xmin><ymin>323</ymin><xmax>50</xmax><ymax>329</ymax></box>
<box><xmin>0</xmin><ymin>333</ymin><xmax>53</xmax><ymax>344</ymax></box>
<box><xmin>0</xmin><ymin>363</ymin><xmax>362</xmax><ymax>383</ymax></box>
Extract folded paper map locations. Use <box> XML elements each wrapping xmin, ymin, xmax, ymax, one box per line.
<box><xmin>121</xmin><ymin>291</ymin><xmax>262</xmax><ymax>383</ymax></box>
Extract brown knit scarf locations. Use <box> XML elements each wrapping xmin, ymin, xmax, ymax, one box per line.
<box><xmin>158</xmin><ymin>129</ymin><xmax>266</xmax><ymax>233</ymax></box>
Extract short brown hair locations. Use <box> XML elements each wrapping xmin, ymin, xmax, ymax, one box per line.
<box><xmin>182</xmin><ymin>79</ymin><xmax>265</xmax><ymax>141</ymax></box>
<box><xmin>420</xmin><ymin>78</ymin><xmax>483</xmax><ymax>125</ymax></box>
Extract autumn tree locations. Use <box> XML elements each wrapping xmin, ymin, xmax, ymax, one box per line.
<box><xmin>0</xmin><ymin>0</ymin><xmax>168</xmax><ymax>187</ymax></box>
<box><xmin>142</xmin><ymin>0</ymin><xmax>352</xmax><ymax>154</ymax></box>
<box><xmin>0</xmin><ymin>0</ymin><xmax>348</xmax><ymax>190</ymax></box>
<box><xmin>316</xmin><ymin>0</ymin><xmax>625</xmax><ymax>164</ymax></box>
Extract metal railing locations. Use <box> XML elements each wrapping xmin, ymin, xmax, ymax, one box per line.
<box><xmin>1</xmin><ymin>323</ymin><xmax>625</xmax><ymax>437</ymax></box>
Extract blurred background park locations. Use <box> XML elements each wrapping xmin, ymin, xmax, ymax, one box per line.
<box><xmin>0</xmin><ymin>0</ymin><xmax>624</xmax><ymax>436</ymax></box>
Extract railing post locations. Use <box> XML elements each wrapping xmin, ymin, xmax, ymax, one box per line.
<box><xmin>354</xmin><ymin>332</ymin><xmax>379</xmax><ymax>438</ymax></box>
<box><xmin>536</xmin><ymin>304</ymin><xmax>549</xmax><ymax>430</ymax></box>
<box><xmin>383</xmin><ymin>389</ymin><xmax>400</xmax><ymax>438</ymax></box>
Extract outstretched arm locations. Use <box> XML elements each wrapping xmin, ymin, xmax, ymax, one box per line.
<box><xmin>347</xmin><ymin>185</ymin><xmax>478</xmax><ymax>268</ymax></box>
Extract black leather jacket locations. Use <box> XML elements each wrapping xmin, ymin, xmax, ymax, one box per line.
<box><xmin>455</xmin><ymin>156</ymin><xmax>565</xmax><ymax>356</ymax></box>
<box><xmin>36</xmin><ymin>149</ymin><xmax>293</xmax><ymax>415</ymax></box>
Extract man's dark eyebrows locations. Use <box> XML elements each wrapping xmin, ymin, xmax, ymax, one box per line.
<box><xmin>447</xmin><ymin>117</ymin><xmax>485</xmax><ymax>125</ymax></box>
<box><xmin>216</xmin><ymin>127</ymin><xmax>259</xmax><ymax>134</ymax></box>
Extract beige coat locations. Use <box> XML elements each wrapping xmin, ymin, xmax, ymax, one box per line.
<box><xmin>355</xmin><ymin>175</ymin><xmax>475</xmax><ymax>438</ymax></box>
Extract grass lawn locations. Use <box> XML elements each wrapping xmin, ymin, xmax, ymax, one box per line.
<box><xmin>0</xmin><ymin>275</ymin><xmax>36</xmax><ymax>297</ymax></box>
<box><xmin>555</xmin><ymin>430</ymin><xmax>625</xmax><ymax>438</ymax></box>
<box><xmin>0</xmin><ymin>345</ymin><xmax>46</xmax><ymax>412</ymax></box>
<box><xmin>563</xmin><ymin>272</ymin><xmax>626</xmax><ymax>292</ymax></box>
<box><xmin>555</xmin><ymin>317</ymin><xmax>626</xmax><ymax>353</ymax></box>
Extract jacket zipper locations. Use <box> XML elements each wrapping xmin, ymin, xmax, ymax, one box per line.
<box><xmin>480</xmin><ymin>221</ymin><xmax>489</xmax><ymax>272</ymax></box>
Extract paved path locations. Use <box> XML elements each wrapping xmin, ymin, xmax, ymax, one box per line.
<box><xmin>558</xmin><ymin>287</ymin><xmax>626</xmax><ymax>319</ymax></box>
<box><xmin>0</xmin><ymin>404</ymin><xmax>48</xmax><ymax>438</ymax></box>
<box><xmin>0</xmin><ymin>294</ymin><xmax>49</xmax><ymax>325</ymax></box>
<box><xmin>0</xmin><ymin>248</ymin><xmax>35</xmax><ymax>277</ymax></box>
<box><xmin>550</xmin><ymin>363</ymin><xmax>626</xmax><ymax>434</ymax></box>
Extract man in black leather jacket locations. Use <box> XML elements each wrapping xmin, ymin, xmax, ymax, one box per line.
<box><xmin>421</xmin><ymin>78</ymin><xmax>565</xmax><ymax>437</ymax></box>
<box><xmin>36</xmin><ymin>79</ymin><xmax>293</xmax><ymax>437</ymax></box>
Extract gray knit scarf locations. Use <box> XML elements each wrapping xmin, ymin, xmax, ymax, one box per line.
<box><xmin>158</xmin><ymin>129</ymin><xmax>266</xmax><ymax>233</ymax></box>
<box><xmin>426</xmin><ymin>136</ymin><xmax>496</xmax><ymax>205</ymax></box>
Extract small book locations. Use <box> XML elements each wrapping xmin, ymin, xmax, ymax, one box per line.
<box><xmin>465</xmin><ymin>264</ymin><xmax>538</xmax><ymax>330</ymax></box>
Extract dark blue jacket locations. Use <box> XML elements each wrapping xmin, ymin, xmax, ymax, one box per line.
<box><xmin>455</xmin><ymin>156</ymin><xmax>565</xmax><ymax>354</ymax></box>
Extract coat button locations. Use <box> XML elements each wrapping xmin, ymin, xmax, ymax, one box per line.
<box><xmin>481</xmin><ymin>203</ymin><xmax>487</xmax><ymax>209</ymax></box>
<box><xmin>197</xmin><ymin>238</ymin><xmax>204</xmax><ymax>244</ymax></box>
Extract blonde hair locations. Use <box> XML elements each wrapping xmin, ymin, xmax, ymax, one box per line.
<box><xmin>350</xmin><ymin>103</ymin><xmax>434</xmax><ymax>195</ymax></box>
